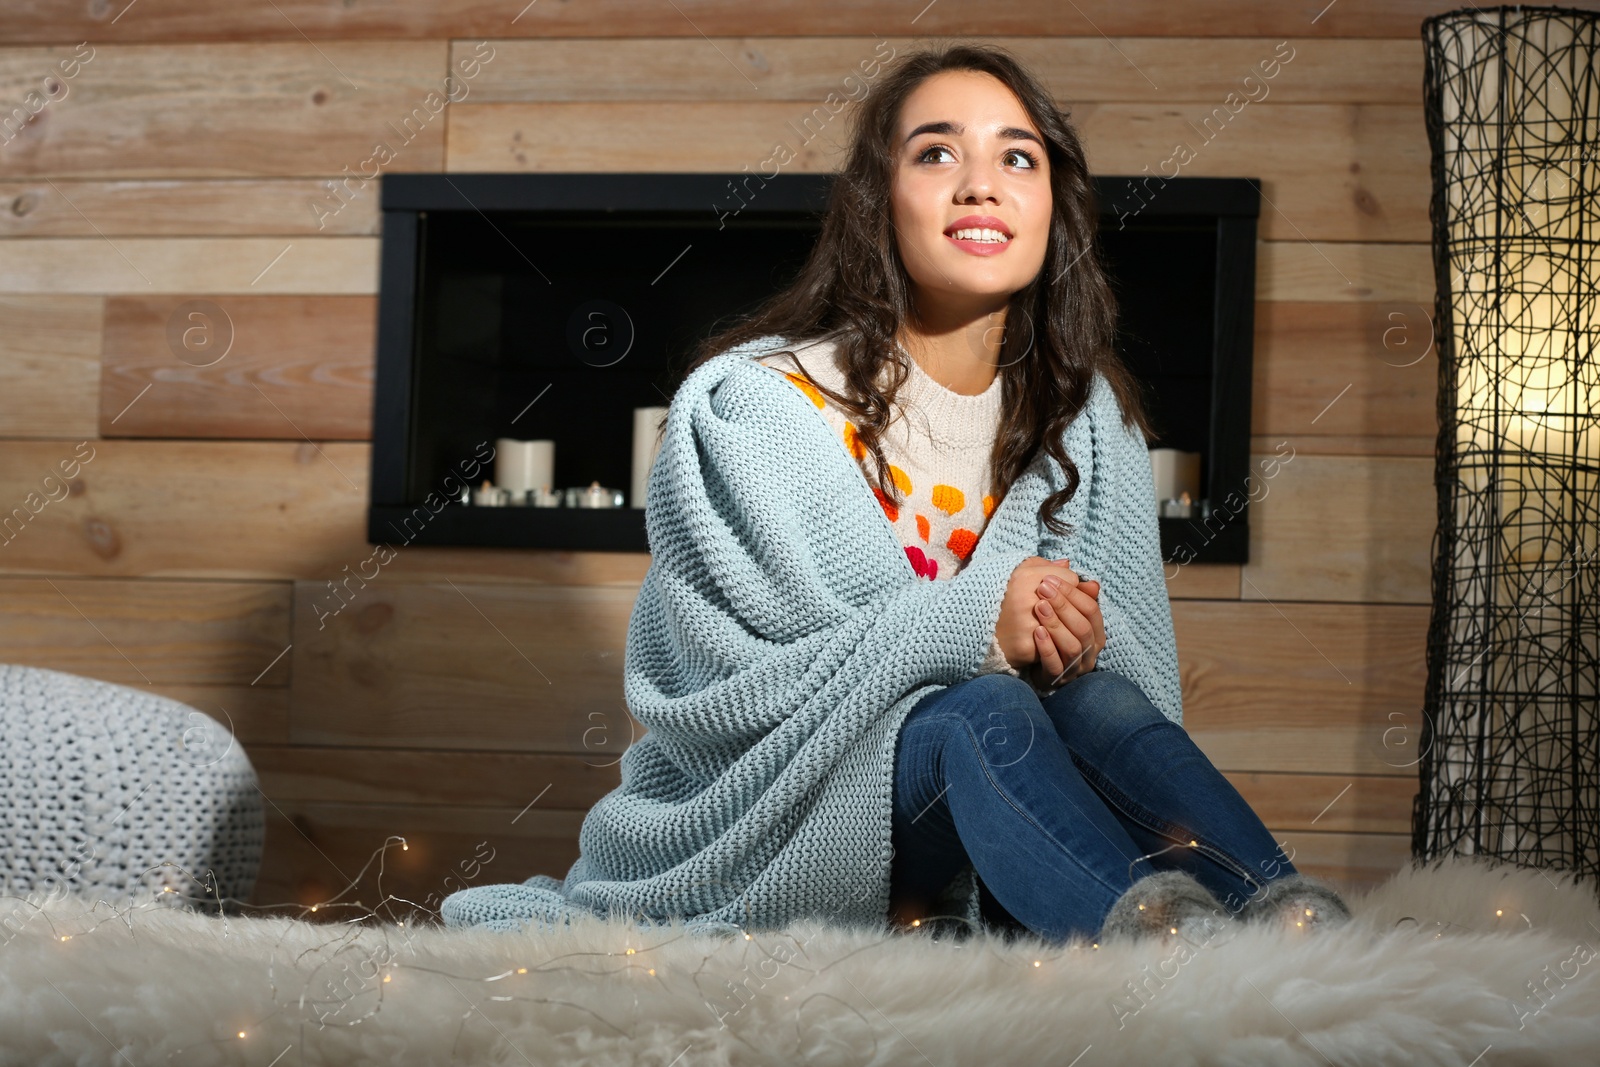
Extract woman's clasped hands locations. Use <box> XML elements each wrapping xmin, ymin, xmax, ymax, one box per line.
<box><xmin>993</xmin><ymin>556</ymin><xmax>1106</xmax><ymax>689</ymax></box>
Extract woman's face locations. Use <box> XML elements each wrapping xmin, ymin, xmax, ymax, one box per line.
<box><xmin>889</xmin><ymin>70</ymin><xmax>1052</xmax><ymax>317</ymax></box>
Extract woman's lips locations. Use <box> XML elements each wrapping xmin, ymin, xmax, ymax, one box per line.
<box><xmin>944</xmin><ymin>232</ymin><xmax>1013</xmax><ymax>257</ymax></box>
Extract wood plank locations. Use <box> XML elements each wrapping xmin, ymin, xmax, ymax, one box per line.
<box><xmin>368</xmin><ymin>547</ymin><xmax>652</xmax><ymax>587</ymax></box>
<box><xmin>254</xmin><ymin>802</ymin><xmax>583</xmax><ymax>918</ymax></box>
<box><xmin>448</xmin><ymin>102</ymin><xmax>1429</xmax><ymax>242</ymax></box>
<box><xmin>1175</xmin><ymin>600</ymin><xmax>1430</xmax><ymax>776</ymax></box>
<box><xmin>1242</xmin><ymin>453</ymin><xmax>1435</xmax><ymax>603</ymax></box>
<box><xmin>0</xmin><ymin>440</ymin><xmax>370</xmax><ymax>579</ymax></box>
<box><xmin>1250</xmin><ymin>435</ymin><xmax>1436</xmax><ymax>457</ymax></box>
<box><xmin>1254</xmin><ymin>301</ymin><xmax>1438</xmax><ymax>442</ymax></box>
<box><xmin>1165</xmin><ymin>563</ymin><xmax>1239</xmax><ymax>600</ymax></box>
<box><xmin>0</xmin><ymin>577</ymin><xmax>289</xmax><ymax>685</ymax></box>
<box><xmin>0</xmin><ymin>237</ymin><xmax>378</xmax><ymax>294</ymax></box>
<box><xmin>1228</xmin><ymin>771</ymin><xmax>1416</xmax><ymax>835</ymax></box>
<box><xmin>1264</xmin><ymin>829</ymin><xmax>1412</xmax><ymax>894</ymax></box>
<box><xmin>1258</xmin><ymin>240</ymin><xmax>1434</xmax><ymax>303</ymax></box>
<box><xmin>0</xmin><ymin>439</ymin><xmax>653</xmax><ymax>582</ymax></box>
<box><xmin>250</xmin><ymin>746</ymin><xmax>624</xmax><ymax>808</ymax></box>
<box><xmin>0</xmin><ymin>2</ymin><xmax>1545</xmax><ymax>43</ymax></box>
<box><xmin>100</xmin><ymin>295</ymin><xmax>375</xmax><ymax>440</ymax></box>
<box><xmin>447</xmin><ymin>100</ymin><xmax>851</xmax><ymax>173</ymax></box>
<box><xmin>0</xmin><ymin>294</ymin><xmax>100</xmax><ymax>438</ymax></box>
<box><xmin>153</xmin><ymin>684</ymin><xmax>290</xmax><ymax>745</ymax></box>
<box><xmin>1088</xmin><ymin>106</ymin><xmax>1428</xmax><ymax>244</ymax></box>
<box><xmin>457</xmin><ymin>37</ymin><xmax>1419</xmax><ymax>104</ymax></box>
<box><xmin>0</xmin><ymin>43</ymin><xmax>449</xmax><ymax>178</ymax></box>
<box><xmin>288</xmin><ymin>580</ymin><xmax>637</xmax><ymax>752</ymax></box>
<box><xmin>0</xmin><ymin>180</ymin><xmax>380</xmax><ymax>236</ymax></box>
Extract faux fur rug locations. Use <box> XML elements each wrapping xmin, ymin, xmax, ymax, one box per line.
<box><xmin>3</xmin><ymin>856</ymin><xmax>1597</xmax><ymax>1066</ymax></box>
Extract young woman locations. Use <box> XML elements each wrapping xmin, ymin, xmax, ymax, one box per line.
<box><xmin>440</xmin><ymin>44</ymin><xmax>1352</xmax><ymax>946</ymax></box>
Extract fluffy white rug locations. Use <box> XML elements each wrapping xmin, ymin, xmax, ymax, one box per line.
<box><xmin>2</xmin><ymin>856</ymin><xmax>1597</xmax><ymax>1066</ymax></box>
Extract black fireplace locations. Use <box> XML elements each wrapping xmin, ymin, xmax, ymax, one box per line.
<box><xmin>369</xmin><ymin>172</ymin><xmax>1258</xmax><ymax>561</ymax></box>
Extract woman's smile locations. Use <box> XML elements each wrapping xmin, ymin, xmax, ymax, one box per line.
<box><xmin>944</xmin><ymin>213</ymin><xmax>1014</xmax><ymax>256</ymax></box>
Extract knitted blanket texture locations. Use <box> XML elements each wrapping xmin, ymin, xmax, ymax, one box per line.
<box><xmin>440</xmin><ymin>334</ymin><xmax>1183</xmax><ymax>936</ymax></box>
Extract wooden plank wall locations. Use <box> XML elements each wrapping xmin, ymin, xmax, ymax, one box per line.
<box><xmin>0</xmin><ymin>1</ymin><xmax>1524</xmax><ymax>920</ymax></box>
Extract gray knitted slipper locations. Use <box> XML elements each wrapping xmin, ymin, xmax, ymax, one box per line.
<box><xmin>1097</xmin><ymin>870</ymin><xmax>1238</xmax><ymax>947</ymax></box>
<box><xmin>1240</xmin><ymin>873</ymin><xmax>1353</xmax><ymax>933</ymax></box>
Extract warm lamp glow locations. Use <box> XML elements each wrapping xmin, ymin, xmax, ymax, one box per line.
<box><xmin>1420</xmin><ymin>6</ymin><xmax>1600</xmax><ymax>877</ymax></box>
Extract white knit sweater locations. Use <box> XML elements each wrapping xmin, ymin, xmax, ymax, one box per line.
<box><xmin>755</xmin><ymin>338</ymin><xmax>1033</xmax><ymax>684</ymax></box>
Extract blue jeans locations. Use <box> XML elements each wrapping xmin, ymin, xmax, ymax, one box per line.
<box><xmin>889</xmin><ymin>669</ymin><xmax>1297</xmax><ymax>944</ymax></box>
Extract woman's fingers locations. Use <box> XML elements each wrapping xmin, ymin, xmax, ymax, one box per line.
<box><xmin>1032</xmin><ymin>595</ymin><xmax>1085</xmax><ymax>663</ymax></box>
<box><xmin>1035</xmin><ymin>582</ymin><xmax>1092</xmax><ymax>644</ymax></box>
<box><xmin>1032</xmin><ymin>576</ymin><xmax>1104</xmax><ymax>677</ymax></box>
<box><xmin>1033</xmin><ymin>624</ymin><xmax>1063</xmax><ymax>679</ymax></box>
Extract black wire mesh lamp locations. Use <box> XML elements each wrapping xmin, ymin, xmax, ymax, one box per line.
<box><xmin>1418</xmin><ymin>6</ymin><xmax>1600</xmax><ymax>881</ymax></box>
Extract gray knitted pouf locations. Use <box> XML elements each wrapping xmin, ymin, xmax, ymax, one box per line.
<box><xmin>0</xmin><ymin>665</ymin><xmax>263</xmax><ymax>913</ymax></box>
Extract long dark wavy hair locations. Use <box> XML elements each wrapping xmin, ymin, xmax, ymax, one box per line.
<box><xmin>673</xmin><ymin>43</ymin><xmax>1154</xmax><ymax>537</ymax></box>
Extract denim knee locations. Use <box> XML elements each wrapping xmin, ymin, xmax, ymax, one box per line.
<box><xmin>921</xmin><ymin>672</ymin><xmax>1054</xmax><ymax>768</ymax></box>
<box><xmin>1045</xmin><ymin>669</ymin><xmax>1171</xmax><ymax>746</ymax></box>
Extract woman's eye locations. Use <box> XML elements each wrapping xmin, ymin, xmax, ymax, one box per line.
<box><xmin>1004</xmin><ymin>148</ymin><xmax>1040</xmax><ymax>169</ymax></box>
<box><xmin>918</xmin><ymin>145</ymin><xmax>956</xmax><ymax>164</ymax></box>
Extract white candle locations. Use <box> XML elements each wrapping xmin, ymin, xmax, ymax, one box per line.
<box><xmin>1148</xmin><ymin>448</ymin><xmax>1201</xmax><ymax>506</ymax></box>
<box><xmin>631</xmin><ymin>407</ymin><xmax>669</xmax><ymax>509</ymax></box>
<box><xmin>495</xmin><ymin>439</ymin><xmax>554</xmax><ymax>495</ymax></box>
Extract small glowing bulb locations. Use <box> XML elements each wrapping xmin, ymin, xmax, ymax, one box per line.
<box><xmin>910</xmin><ymin>919</ymin><xmax>920</xmax><ymax>927</ymax></box>
<box><xmin>1189</xmin><ymin>840</ymin><xmax>1197</xmax><ymax>846</ymax></box>
<box><xmin>1305</xmin><ymin>908</ymin><xmax>1314</xmax><ymax>916</ymax></box>
<box><xmin>743</xmin><ymin>933</ymin><xmax>751</xmax><ymax>940</ymax></box>
<box><xmin>238</xmin><ymin>1031</ymin><xmax>247</xmax><ymax>1039</ymax></box>
<box><xmin>1496</xmin><ymin>909</ymin><xmax>1504</xmax><ymax>917</ymax></box>
<box><xmin>60</xmin><ymin>935</ymin><xmax>71</xmax><ymax>942</ymax></box>
<box><xmin>401</xmin><ymin>842</ymin><xmax>408</xmax><ymax>850</ymax></box>
<box><xmin>517</xmin><ymin>967</ymin><xmax>527</xmax><ymax>975</ymax></box>
<box><xmin>1169</xmin><ymin>927</ymin><xmax>1177</xmax><ymax>934</ymax></box>
<box><xmin>1137</xmin><ymin>904</ymin><xmax>1145</xmax><ymax>910</ymax></box>
<box><xmin>383</xmin><ymin>974</ymin><xmax>391</xmax><ymax>983</ymax></box>
<box><xmin>648</xmin><ymin>968</ymin><xmax>656</xmax><ymax>976</ymax></box>
<box><xmin>1033</xmin><ymin>960</ymin><xmax>1041</xmax><ymax>967</ymax></box>
<box><xmin>1092</xmin><ymin>942</ymin><xmax>1099</xmax><ymax>949</ymax></box>
<box><xmin>310</xmin><ymin>905</ymin><xmax>318</xmax><ymax>913</ymax></box>
<box><xmin>625</xmin><ymin>947</ymin><xmax>635</xmax><ymax>955</ymax></box>
<box><xmin>1296</xmin><ymin>921</ymin><xmax>1304</xmax><ymax>927</ymax></box>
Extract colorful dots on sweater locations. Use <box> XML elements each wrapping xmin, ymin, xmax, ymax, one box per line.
<box><xmin>843</xmin><ymin>421</ymin><xmax>867</xmax><ymax>460</ymax></box>
<box><xmin>785</xmin><ymin>371</ymin><xmax>825</xmax><ymax>409</ymax></box>
<box><xmin>872</xmin><ymin>486</ymin><xmax>898</xmax><ymax>523</ymax></box>
<box><xmin>931</xmin><ymin>484</ymin><xmax>965</xmax><ymax>516</ymax></box>
<box><xmin>947</xmin><ymin>528</ymin><xmax>979</xmax><ymax>561</ymax></box>
<box><xmin>905</xmin><ymin>545</ymin><xmax>938</xmax><ymax>579</ymax></box>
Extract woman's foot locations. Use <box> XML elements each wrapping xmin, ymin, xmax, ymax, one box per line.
<box><xmin>1239</xmin><ymin>873</ymin><xmax>1353</xmax><ymax>933</ymax></box>
<box><xmin>1097</xmin><ymin>870</ymin><xmax>1237</xmax><ymax>947</ymax></box>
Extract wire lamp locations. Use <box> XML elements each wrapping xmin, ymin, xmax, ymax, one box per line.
<box><xmin>1418</xmin><ymin>6</ymin><xmax>1599</xmax><ymax>880</ymax></box>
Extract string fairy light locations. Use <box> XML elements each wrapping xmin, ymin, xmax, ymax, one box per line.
<box><xmin>18</xmin><ymin>828</ymin><xmax>1424</xmax><ymax>1060</ymax></box>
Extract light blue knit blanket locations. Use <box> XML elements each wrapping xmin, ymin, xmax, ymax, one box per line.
<box><xmin>440</xmin><ymin>334</ymin><xmax>1182</xmax><ymax>935</ymax></box>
